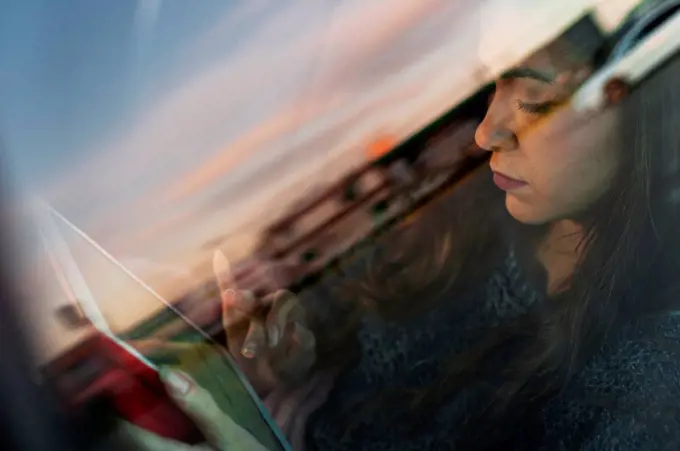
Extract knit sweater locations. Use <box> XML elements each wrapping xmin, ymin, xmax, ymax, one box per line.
<box><xmin>302</xmin><ymin>248</ymin><xmax>680</xmax><ymax>451</ymax></box>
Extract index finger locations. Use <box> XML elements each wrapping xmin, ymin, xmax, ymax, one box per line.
<box><xmin>213</xmin><ymin>251</ymin><xmax>244</xmax><ymax>329</ymax></box>
<box><xmin>213</xmin><ymin>252</ymin><xmax>264</xmax><ymax>332</ymax></box>
<box><xmin>213</xmin><ymin>250</ymin><xmax>236</xmax><ymax>293</ymax></box>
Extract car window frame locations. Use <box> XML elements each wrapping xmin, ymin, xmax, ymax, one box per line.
<box><xmin>609</xmin><ymin>1</ymin><xmax>680</xmax><ymax>62</ymax></box>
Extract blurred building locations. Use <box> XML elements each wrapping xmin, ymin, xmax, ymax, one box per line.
<box><xmin>255</xmin><ymin>162</ymin><xmax>392</xmax><ymax>278</ymax></box>
<box><xmin>242</xmin><ymin>115</ymin><xmax>485</xmax><ymax>291</ymax></box>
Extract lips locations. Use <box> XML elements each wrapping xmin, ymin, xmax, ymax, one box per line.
<box><xmin>492</xmin><ymin>171</ymin><xmax>527</xmax><ymax>191</ymax></box>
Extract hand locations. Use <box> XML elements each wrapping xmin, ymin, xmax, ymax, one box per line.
<box><xmin>213</xmin><ymin>251</ymin><xmax>316</xmax><ymax>394</ymax></box>
<box><xmin>213</xmin><ymin>252</ymin><xmax>341</xmax><ymax>450</ymax></box>
<box><xmin>123</xmin><ymin>369</ymin><xmax>268</xmax><ymax>451</ymax></box>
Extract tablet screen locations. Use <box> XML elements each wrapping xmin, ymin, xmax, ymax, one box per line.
<box><xmin>34</xmin><ymin>201</ymin><xmax>291</xmax><ymax>451</ymax></box>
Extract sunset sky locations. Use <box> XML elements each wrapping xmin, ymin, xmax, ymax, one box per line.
<box><xmin>3</xmin><ymin>1</ymin><xmax>486</xmax><ymax>260</ymax></box>
<box><xmin>0</xmin><ymin>0</ymin><xmax>639</xmax><ymax>356</ymax></box>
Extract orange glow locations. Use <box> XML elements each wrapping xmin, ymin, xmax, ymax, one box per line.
<box><xmin>367</xmin><ymin>135</ymin><xmax>396</xmax><ymax>161</ymax></box>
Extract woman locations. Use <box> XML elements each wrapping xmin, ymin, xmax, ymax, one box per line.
<box><xmin>130</xmin><ymin>29</ymin><xmax>680</xmax><ymax>451</ymax></box>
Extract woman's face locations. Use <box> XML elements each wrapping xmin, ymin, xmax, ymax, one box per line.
<box><xmin>475</xmin><ymin>49</ymin><xmax>621</xmax><ymax>225</ymax></box>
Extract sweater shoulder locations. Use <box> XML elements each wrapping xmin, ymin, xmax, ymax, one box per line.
<box><xmin>547</xmin><ymin>313</ymin><xmax>680</xmax><ymax>451</ymax></box>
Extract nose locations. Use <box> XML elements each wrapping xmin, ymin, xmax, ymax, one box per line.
<box><xmin>475</xmin><ymin>113</ymin><xmax>518</xmax><ymax>152</ymax></box>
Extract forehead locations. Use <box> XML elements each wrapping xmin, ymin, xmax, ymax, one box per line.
<box><xmin>499</xmin><ymin>42</ymin><xmax>592</xmax><ymax>87</ymax></box>
<box><xmin>516</xmin><ymin>40</ymin><xmax>587</xmax><ymax>74</ymax></box>
<box><xmin>519</xmin><ymin>50</ymin><xmax>561</xmax><ymax>75</ymax></box>
<box><xmin>498</xmin><ymin>50</ymin><xmax>560</xmax><ymax>86</ymax></box>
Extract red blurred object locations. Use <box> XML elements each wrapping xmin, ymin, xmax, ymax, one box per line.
<box><xmin>46</xmin><ymin>332</ymin><xmax>205</xmax><ymax>445</ymax></box>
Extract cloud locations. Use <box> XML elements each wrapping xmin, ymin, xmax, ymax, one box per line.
<box><xmin>160</xmin><ymin>94</ymin><xmax>331</xmax><ymax>202</ymax></box>
<box><xmin>181</xmin><ymin>0</ymin><xmax>274</xmax><ymax>58</ymax></box>
<box><xmin>134</xmin><ymin>0</ymin><xmax>162</xmax><ymax>43</ymax></box>
<box><xmin>160</xmin><ymin>0</ymin><xmax>458</xmax><ymax>200</ymax></box>
<box><xmin>41</xmin><ymin>0</ymin><xmax>485</xmax><ymax>294</ymax></box>
<box><xmin>48</xmin><ymin>0</ymin><xmax>449</xmax><ymax>202</ymax></box>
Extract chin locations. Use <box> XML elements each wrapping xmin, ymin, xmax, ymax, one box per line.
<box><xmin>505</xmin><ymin>193</ymin><xmax>551</xmax><ymax>225</ymax></box>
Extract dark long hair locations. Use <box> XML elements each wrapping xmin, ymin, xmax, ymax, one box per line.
<box><xmin>308</xmin><ymin>48</ymin><xmax>680</xmax><ymax>447</ymax></box>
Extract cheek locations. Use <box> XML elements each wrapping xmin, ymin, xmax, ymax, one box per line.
<box><xmin>520</xmin><ymin>110</ymin><xmax>619</xmax><ymax>218</ymax></box>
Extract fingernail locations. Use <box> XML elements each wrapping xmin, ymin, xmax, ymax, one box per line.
<box><xmin>160</xmin><ymin>369</ymin><xmax>192</xmax><ymax>397</ymax></box>
<box><xmin>268</xmin><ymin>325</ymin><xmax>280</xmax><ymax>347</ymax></box>
<box><xmin>241</xmin><ymin>344</ymin><xmax>257</xmax><ymax>359</ymax></box>
<box><xmin>223</xmin><ymin>288</ymin><xmax>236</xmax><ymax>302</ymax></box>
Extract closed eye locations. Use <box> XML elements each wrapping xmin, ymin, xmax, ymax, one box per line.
<box><xmin>514</xmin><ymin>100</ymin><xmax>556</xmax><ymax>115</ymax></box>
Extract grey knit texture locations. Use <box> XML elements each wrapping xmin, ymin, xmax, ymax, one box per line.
<box><xmin>302</xmin><ymin>249</ymin><xmax>680</xmax><ymax>450</ymax></box>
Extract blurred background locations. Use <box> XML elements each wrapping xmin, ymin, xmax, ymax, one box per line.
<box><xmin>0</xmin><ymin>0</ymin><xmax>667</xmax><ymax>397</ymax></box>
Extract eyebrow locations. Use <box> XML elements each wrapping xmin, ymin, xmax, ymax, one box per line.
<box><xmin>500</xmin><ymin>67</ymin><xmax>554</xmax><ymax>84</ymax></box>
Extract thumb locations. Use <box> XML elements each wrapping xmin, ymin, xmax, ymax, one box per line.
<box><xmin>120</xmin><ymin>422</ymin><xmax>205</xmax><ymax>451</ymax></box>
<box><xmin>160</xmin><ymin>369</ymin><xmax>269</xmax><ymax>451</ymax></box>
